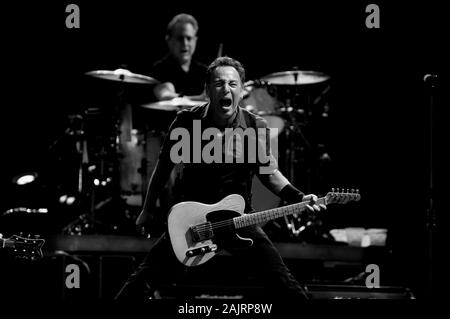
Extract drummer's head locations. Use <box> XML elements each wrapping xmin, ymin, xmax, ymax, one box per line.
<box><xmin>205</xmin><ymin>57</ymin><xmax>246</xmax><ymax>122</ymax></box>
<box><xmin>165</xmin><ymin>13</ymin><xmax>198</xmax><ymax>66</ymax></box>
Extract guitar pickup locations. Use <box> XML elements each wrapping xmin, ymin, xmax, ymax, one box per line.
<box><xmin>190</xmin><ymin>223</ymin><xmax>214</xmax><ymax>242</ymax></box>
<box><xmin>185</xmin><ymin>244</ymin><xmax>218</xmax><ymax>257</ymax></box>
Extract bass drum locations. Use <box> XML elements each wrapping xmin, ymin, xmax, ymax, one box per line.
<box><xmin>141</xmin><ymin>130</ymin><xmax>180</xmax><ymax>212</ymax></box>
<box><xmin>241</xmin><ymin>81</ymin><xmax>285</xmax><ymax>140</ymax></box>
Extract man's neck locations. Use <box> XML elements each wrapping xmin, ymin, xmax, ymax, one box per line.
<box><xmin>207</xmin><ymin>106</ymin><xmax>238</xmax><ymax>129</ymax></box>
<box><xmin>180</xmin><ymin>60</ymin><xmax>191</xmax><ymax>72</ymax></box>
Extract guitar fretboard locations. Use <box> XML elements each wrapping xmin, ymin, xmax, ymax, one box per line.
<box><xmin>233</xmin><ymin>197</ymin><xmax>327</xmax><ymax>229</ymax></box>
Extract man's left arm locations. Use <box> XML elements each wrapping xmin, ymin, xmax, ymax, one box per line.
<box><xmin>257</xmin><ymin>170</ymin><xmax>326</xmax><ymax>212</ymax></box>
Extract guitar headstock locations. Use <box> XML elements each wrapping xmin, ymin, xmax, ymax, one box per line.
<box><xmin>1</xmin><ymin>234</ymin><xmax>45</xmax><ymax>261</ymax></box>
<box><xmin>325</xmin><ymin>188</ymin><xmax>361</xmax><ymax>205</ymax></box>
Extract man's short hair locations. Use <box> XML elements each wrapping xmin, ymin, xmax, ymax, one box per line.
<box><xmin>205</xmin><ymin>56</ymin><xmax>246</xmax><ymax>86</ymax></box>
<box><xmin>166</xmin><ymin>13</ymin><xmax>199</xmax><ymax>37</ymax></box>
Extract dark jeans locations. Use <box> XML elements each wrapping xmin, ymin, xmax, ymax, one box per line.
<box><xmin>115</xmin><ymin>226</ymin><xmax>308</xmax><ymax>301</ymax></box>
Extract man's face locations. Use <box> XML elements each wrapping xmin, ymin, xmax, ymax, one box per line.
<box><xmin>207</xmin><ymin>66</ymin><xmax>244</xmax><ymax>120</ymax></box>
<box><xmin>167</xmin><ymin>22</ymin><xmax>197</xmax><ymax>65</ymax></box>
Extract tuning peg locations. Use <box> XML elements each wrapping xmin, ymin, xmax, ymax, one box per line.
<box><xmin>34</xmin><ymin>234</ymin><xmax>41</xmax><ymax>239</ymax></box>
<box><xmin>19</xmin><ymin>232</ymin><xmax>24</xmax><ymax>237</ymax></box>
<box><xmin>331</xmin><ymin>187</ymin><xmax>335</xmax><ymax>192</ymax></box>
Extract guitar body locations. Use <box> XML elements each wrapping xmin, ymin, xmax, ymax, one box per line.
<box><xmin>168</xmin><ymin>194</ymin><xmax>252</xmax><ymax>266</ymax></box>
<box><xmin>167</xmin><ymin>189</ymin><xmax>360</xmax><ymax>267</ymax></box>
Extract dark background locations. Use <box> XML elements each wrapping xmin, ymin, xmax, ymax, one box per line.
<box><xmin>1</xmin><ymin>1</ymin><xmax>445</xmax><ymax>299</ymax></box>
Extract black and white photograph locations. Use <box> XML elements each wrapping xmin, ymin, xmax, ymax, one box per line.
<box><xmin>1</xmin><ymin>0</ymin><xmax>445</xmax><ymax>315</ymax></box>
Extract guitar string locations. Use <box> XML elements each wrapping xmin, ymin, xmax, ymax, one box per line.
<box><xmin>191</xmin><ymin>195</ymin><xmax>355</xmax><ymax>237</ymax></box>
<box><xmin>193</xmin><ymin>204</ymin><xmax>308</xmax><ymax>234</ymax></box>
<box><xmin>191</xmin><ymin>196</ymin><xmax>349</xmax><ymax>234</ymax></box>
<box><xmin>193</xmin><ymin>202</ymin><xmax>311</xmax><ymax>231</ymax></box>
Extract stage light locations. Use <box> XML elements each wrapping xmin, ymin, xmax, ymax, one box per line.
<box><xmin>66</xmin><ymin>196</ymin><xmax>76</xmax><ymax>205</ymax></box>
<box><xmin>13</xmin><ymin>172</ymin><xmax>38</xmax><ymax>185</ymax></box>
<box><xmin>59</xmin><ymin>195</ymin><xmax>68</xmax><ymax>203</ymax></box>
<box><xmin>59</xmin><ymin>194</ymin><xmax>77</xmax><ymax>205</ymax></box>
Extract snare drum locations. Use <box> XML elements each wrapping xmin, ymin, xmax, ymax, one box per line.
<box><xmin>241</xmin><ymin>82</ymin><xmax>285</xmax><ymax>139</ymax></box>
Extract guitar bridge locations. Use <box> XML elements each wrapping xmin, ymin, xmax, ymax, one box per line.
<box><xmin>190</xmin><ymin>222</ymin><xmax>214</xmax><ymax>242</ymax></box>
<box><xmin>186</xmin><ymin>244</ymin><xmax>218</xmax><ymax>257</ymax></box>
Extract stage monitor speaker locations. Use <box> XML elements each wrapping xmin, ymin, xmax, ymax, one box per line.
<box><xmin>305</xmin><ymin>284</ymin><xmax>415</xmax><ymax>299</ymax></box>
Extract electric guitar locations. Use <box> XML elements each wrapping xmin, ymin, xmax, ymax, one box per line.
<box><xmin>168</xmin><ymin>189</ymin><xmax>361</xmax><ymax>266</ymax></box>
<box><xmin>0</xmin><ymin>234</ymin><xmax>45</xmax><ymax>260</ymax></box>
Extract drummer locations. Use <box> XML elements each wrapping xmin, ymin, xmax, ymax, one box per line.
<box><xmin>149</xmin><ymin>13</ymin><xmax>207</xmax><ymax>101</ymax></box>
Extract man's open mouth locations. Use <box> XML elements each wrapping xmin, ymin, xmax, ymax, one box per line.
<box><xmin>219</xmin><ymin>97</ymin><xmax>232</xmax><ymax>107</ymax></box>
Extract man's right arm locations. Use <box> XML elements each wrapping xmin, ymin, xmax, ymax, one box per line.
<box><xmin>135</xmin><ymin>156</ymin><xmax>174</xmax><ymax>228</ymax></box>
<box><xmin>135</xmin><ymin>115</ymin><xmax>184</xmax><ymax>229</ymax></box>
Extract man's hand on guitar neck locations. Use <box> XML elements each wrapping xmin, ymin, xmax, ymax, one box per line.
<box><xmin>303</xmin><ymin>194</ymin><xmax>327</xmax><ymax>213</ymax></box>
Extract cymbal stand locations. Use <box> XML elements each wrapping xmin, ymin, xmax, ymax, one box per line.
<box><xmin>424</xmin><ymin>73</ymin><xmax>438</xmax><ymax>298</ymax></box>
<box><xmin>62</xmin><ymin>115</ymin><xmax>106</xmax><ymax>235</ymax></box>
<box><xmin>282</xmin><ymin>84</ymin><xmax>312</xmax><ymax>189</ymax></box>
<box><xmin>280</xmin><ymin>83</ymin><xmax>318</xmax><ymax>240</ymax></box>
<box><xmin>63</xmin><ymin>80</ymin><xmax>131</xmax><ymax>235</ymax></box>
<box><xmin>92</xmin><ymin>79</ymin><xmax>134</xmax><ymax>232</ymax></box>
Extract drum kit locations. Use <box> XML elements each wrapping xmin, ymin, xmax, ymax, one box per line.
<box><xmin>57</xmin><ymin>66</ymin><xmax>331</xmax><ymax>239</ymax></box>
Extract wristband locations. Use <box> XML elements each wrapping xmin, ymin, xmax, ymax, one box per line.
<box><xmin>279</xmin><ymin>184</ymin><xmax>305</xmax><ymax>204</ymax></box>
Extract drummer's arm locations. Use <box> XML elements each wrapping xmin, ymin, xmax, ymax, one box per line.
<box><xmin>185</xmin><ymin>89</ymin><xmax>207</xmax><ymax>101</ymax></box>
<box><xmin>154</xmin><ymin>82</ymin><xmax>179</xmax><ymax>101</ymax></box>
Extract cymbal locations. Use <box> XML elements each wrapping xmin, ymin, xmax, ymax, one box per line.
<box><xmin>141</xmin><ymin>96</ymin><xmax>208</xmax><ymax>112</ymax></box>
<box><xmin>261</xmin><ymin>70</ymin><xmax>330</xmax><ymax>85</ymax></box>
<box><xmin>85</xmin><ymin>68</ymin><xmax>159</xmax><ymax>84</ymax></box>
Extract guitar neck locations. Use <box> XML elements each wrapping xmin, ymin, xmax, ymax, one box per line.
<box><xmin>233</xmin><ymin>196</ymin><xmax>327</xmax><ymax>229</ymax></box>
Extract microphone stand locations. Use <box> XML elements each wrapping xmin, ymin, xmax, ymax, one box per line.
<box><xmin>424</xmin><ymin>73</ymin><xmax>437</xmax><ymax>299</ymax></box>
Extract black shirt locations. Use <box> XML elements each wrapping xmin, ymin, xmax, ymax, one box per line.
<box><xmin>150</xmin><ymin>55</ymin><xmax>207</xmax><ymax>96</ymax></box>
<box><xmin>158</xmin><ymin>104</ymin><xmax>277</xmax><ymax>213</ymax></box>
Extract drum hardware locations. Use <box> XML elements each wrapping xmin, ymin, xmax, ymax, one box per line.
<box><xmin>249</xmin><ymin>69</ymin><xmax>332</xmax><ymax>242</ymax></box>
<box><xmin>62</xmin><ymin>68</ymin><xmax>161</xmax><ymax>235</ymax></box>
